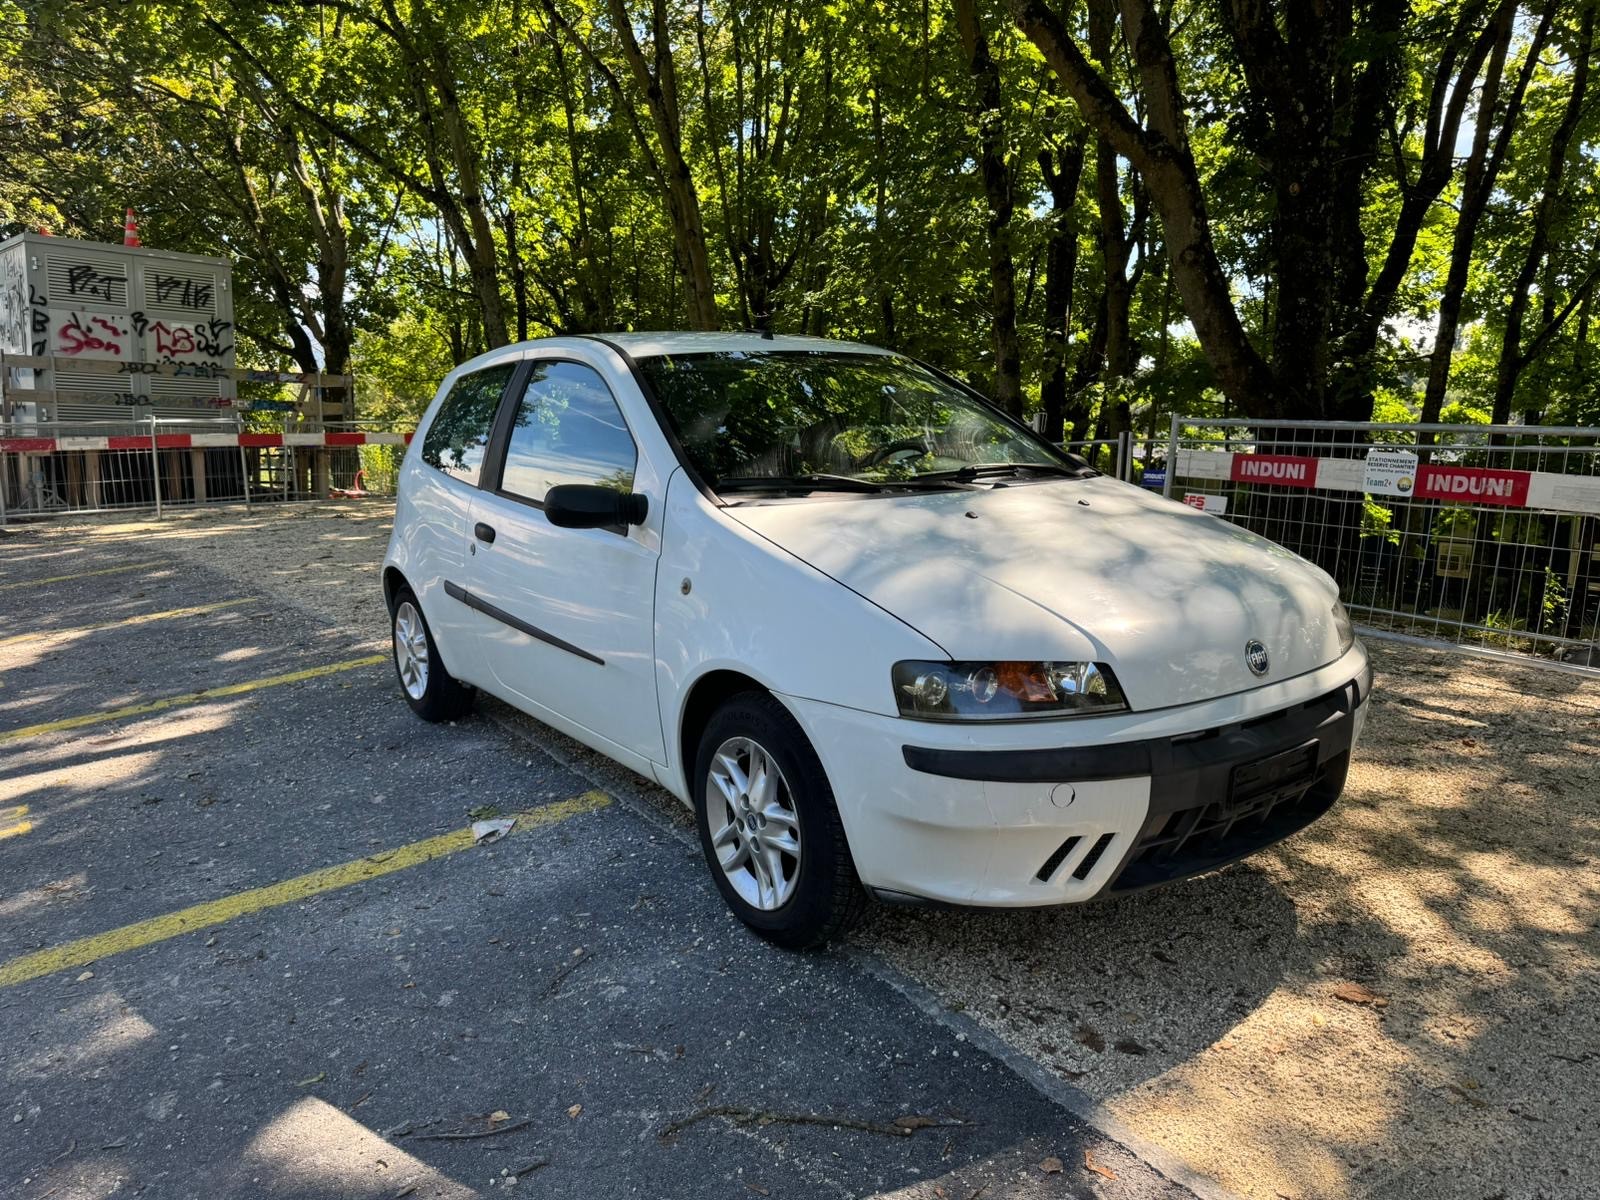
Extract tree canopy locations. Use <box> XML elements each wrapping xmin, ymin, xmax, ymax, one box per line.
<box><xmin>2</xmin><ymin>0</ymin><xmax>1595</xmax><ymax>432</ymax></box>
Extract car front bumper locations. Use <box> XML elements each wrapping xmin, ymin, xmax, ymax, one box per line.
<box><xmin>781</xmin><ymin>643</ymin><xmax>1371</xmax><ymax>906</ymax></box>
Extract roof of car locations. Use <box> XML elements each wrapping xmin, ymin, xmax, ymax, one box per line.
<box><xmin>580</xmin><ymin>331</ymin><xmax>896</xmax><ymax>359</ymax></box>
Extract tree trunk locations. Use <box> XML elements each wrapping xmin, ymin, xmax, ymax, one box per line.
<box><xmin>399</xmin><ymin>0</ymin><xmax>511</xmax><ymax>348</ymax></box>
<box><xmin>604</xmin><ymin>0</ymin><xmax>720</xmax><ymax>329</ymax></box>
<box><xmin>1421</xmin><ymin>2</ymin><xmax>1544</xmax><ymax>429</ymax></box>
<box><xmin>1010</xmin><ymin>0</ymin><xmax>1278</xmax><ymax>416</ymax></box>
<box><xmin>1039</xmin><ymin>132</ymin><xmax>1087</xmax><ymax>441</ymax></box>
<box><xmin>1492</xmin><ymin>1</ymin><xmax>1594</xmax><ymax>424</ymax></box>
<box><xmin>955</xmin><ymin>0</ymin><xmax>1023</xmax><ymax>416</ymax></box>
<box><xmin>1336</xmin><ymin>0</ymin><xmax>1511</xmax><ymax>417</ymax></box>
<box><xmin>870</xmin><ymin>78</ymin><xmax>897</xmax><ymax>348</ymax></box>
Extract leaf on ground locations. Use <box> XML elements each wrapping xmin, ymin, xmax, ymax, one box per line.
<box><xmin>467</xmin><ymin>804</ymin><xmax>501</xmax><ymax>820</ymax></box>
<box><xmin>75</xmin><ymin>971</ymin><xmax>94</xmax><ymax>983</ymax></box>
<box><xmin>296</xmin><ymin>1072</ymin><xmax>326</xmax><ymax>1086</ymax></box>
<box><xmin>489</xmin><ymin>1110</ymin><xmax>510</xmax><ymax>1124</ymax></box>
<box><xmin>1073</xmin><ymin>1024</ymin><xmax>1105</xmax><ymax>1053</ymax></box>
<box><xmin>1037</xmin><ymin>1155</ymin><xmax>1063</xmax><ymax>1174</ymax></box>
<box><xmin>1113</xmin><ymin>1038</ymin><xmax>1148</xmax><ymax>1056</ymax></box>
<box><xmin>1084</xmin><ymin>1149</ymin><xmax>1117</xmax><ymax>1181</ymax></box>
<box><xmin>1332</xmin><ymin>981</ymin><xmax>1389</xmax><ymax>1007</ymax></box>
<box><xmin>745</xmin><ymin>1185</ymin><xmax>770</xmax><ymax>1197</ymax></box>
<box><xmin>567</xmin><ymin>1104</ymin><xmax>583</xmax><ymax>1119</ymax></box>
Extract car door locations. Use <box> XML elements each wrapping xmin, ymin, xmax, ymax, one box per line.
<box><xmin>462</xmin><ymin>356</ymin><xmax>667</xmax><ymax>767</ymax></box>
<box><xmin>397</xmin><ymin>359</ymin><xmax>520</xmax><ymax>687</ymax></box>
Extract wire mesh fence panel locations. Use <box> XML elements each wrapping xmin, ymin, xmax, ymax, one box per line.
<box><xmin>1</xmin><ymin>421</ymin><xmax>166</xmax><ymax>520</ymax></box>
<box><xmin>1162</xmin><ymin>417</ymin><xmax>1600</xmax><ymax>675</ymax></box>
<box><xmin>1</xmin><ymin>417</ymin><xmax>413</xmax><ymax>524</ymax></box>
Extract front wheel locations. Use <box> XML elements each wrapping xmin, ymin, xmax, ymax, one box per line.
<box><xmin>693</xmin><ymin>692</ymin><xmax>867</xmax><ymax>949</ymax></box>
<box><xmin>391</xmin><ymin>588</ymin><xmax>475</xmax><ymax>722</ymax></box>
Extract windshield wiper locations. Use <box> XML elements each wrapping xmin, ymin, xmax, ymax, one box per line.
<box><xmin>716</xmin><ymin>472</ymin><xmax>974</xmax><ymax>496</ymax></box>
<box><xmin>716</xmin><ymin>473</ymin><xmax>893</xmax><ymax>494</ymax></box>
<box><xmin>920</xmin><ymin>462</ymin><xmax>1092</xmax><ymax>483</ymax></box>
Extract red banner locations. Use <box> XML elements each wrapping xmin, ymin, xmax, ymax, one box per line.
<box><xmin>1229</xmin><ymin>453</ymin><xmax>1319</xmax><ymax>489</ymax></box>
<box><xmin>1416</xmin><ymin>465</ymin><xmax>1530</xmax><ymax>508</ymax></box>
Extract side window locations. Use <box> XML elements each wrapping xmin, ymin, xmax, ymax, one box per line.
<box><xmin>500</xmin><ymin>362</ymin><xmax>637</xmax><ymax>503</ymax></box>
<box><xmin>420</xmin><ymin>363</ymin><xmax>515</xmax><ymax>487</ymax></box>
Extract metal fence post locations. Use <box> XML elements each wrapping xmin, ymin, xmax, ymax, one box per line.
<box><xmin>1163</xmin><ymin>413</ymin><xmax>1180</xmax><ymax>498</ymax></box>
<box><xmin>237</xmin><ymin>411</ymin><xmax>251</xmax><ymax>509</ymax></box>
<box><xmin>149</xmin><ymin>413</ymin><xmax>163</xmax><ymax>519</ymax></box>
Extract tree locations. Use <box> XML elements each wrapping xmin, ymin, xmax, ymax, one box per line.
<box><xmin>954</xmin><ymin>0</ymin><xmax>1024</xmax><ymax>416</ymax></box>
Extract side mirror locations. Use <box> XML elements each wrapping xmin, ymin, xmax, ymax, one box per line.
<box><xmin>543</xmin><ymin>483</ymin><xmax>649</xmax><ymax>529</ymax></box>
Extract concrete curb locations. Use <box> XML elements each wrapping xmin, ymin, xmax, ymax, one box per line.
<box><xmin>845</xmin><ymin>947</ymin><xmax>1247</xmax><ymax>1200</ymax></box>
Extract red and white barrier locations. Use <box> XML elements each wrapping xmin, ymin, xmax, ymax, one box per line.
<box><xmin>0</xmin><ymin>430</ymin><xmax>413</xmax><ymax>454</ymax></box>
<box><xmin>1176</xmin><ymin>449</ymin><xmax>1600</xmax><ymax>517</ymax></box>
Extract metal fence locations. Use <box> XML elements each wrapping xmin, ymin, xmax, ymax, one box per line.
<box><xmin>1159</xmin><ymin>417</ymin><xmax>1600</xmax><ymax>675</ymax></box>
<box><xmin>0</xmin><ymin>414</ymin><xmax>410</xmax><ymax>525</ymax></box>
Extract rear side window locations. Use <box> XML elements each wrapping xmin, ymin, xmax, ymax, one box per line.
<box><xmin>420</xmin><ymin>364</ymin><xmax>515</xmax><ymax>487</ymax></box>
<box><xmin>499</xmin><ymin>361</ymin><xmax>637</xmax><ymax>502</ymax></box>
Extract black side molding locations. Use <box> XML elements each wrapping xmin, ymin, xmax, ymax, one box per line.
<box><xmin>442</xmin><ymin>580</ymin><xmax>604</xmax><ymax>666</ymax></box>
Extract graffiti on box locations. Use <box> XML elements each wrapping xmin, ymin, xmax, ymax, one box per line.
<box><xmin>117</xmin><ymin>360</ymin><xmax>229</xmax><ymax>380</ymax></box>
<box><xmin>55</xmin><ymin>311</ymin><xmax>131</xmax><ymax>358</ymax></box>
<box><xmin>150</xmin><ymin>273</ymin><xmax>214</xmax><ymax>311</ymax></box>
<box><xmin>132</xmin><ymin>311</ymin><xmax>233</xmax><ymax>364</ymax></box>
<box><xmin>1</xmin><ymin>254</ymin><xmax>24</xmax><ymax>354</ymax></box>
<box><xmin>63</xmin><ymin>263</ymin><xmax>123</xmax><ymax>303</ymax></box>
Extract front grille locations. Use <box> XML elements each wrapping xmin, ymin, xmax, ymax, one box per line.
<box><xmin>1109</xmin><ymin>751</ymin><xmax>1350</xmax><ymax>892</ymax></box>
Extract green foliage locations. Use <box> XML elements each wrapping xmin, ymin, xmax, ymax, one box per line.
<box><xmin>1361</xmin><ymin>497</ymin><xmax>1400</xmax><ymax>545</ymax></box>
<box><xmin>0</xmin><ymin>0</ymin><xmax>1591</xmax><ymax>434</ymax></box>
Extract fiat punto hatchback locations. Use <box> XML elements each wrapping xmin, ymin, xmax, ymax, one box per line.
<box><xmin>384</xmin><ymin>333</ymin><xmax>1370</xmax><ymax>947</ymax></box>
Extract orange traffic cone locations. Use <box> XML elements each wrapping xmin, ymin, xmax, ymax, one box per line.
<box><xmin>123</xmin><ymin>208</ymin><xmax>140</xmax><ymax>247</ymax></box>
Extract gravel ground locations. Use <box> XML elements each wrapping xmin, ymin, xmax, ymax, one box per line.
<box><xmin>14</xmin><ymin>500</ymin><xmax>1598</xmax><ymax>1200</ymax></box>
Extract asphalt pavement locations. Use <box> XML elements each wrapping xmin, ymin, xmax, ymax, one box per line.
<box><xmin>0</xmin><ymin>534</ymin><xmax>1205</xmax><ymax>1200</ymax></box>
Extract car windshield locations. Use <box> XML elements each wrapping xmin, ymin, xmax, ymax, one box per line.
<box><xmin>635</xmin><ymin>350</ymin><xmax>1092</xmax><ymax>495</ymax></box>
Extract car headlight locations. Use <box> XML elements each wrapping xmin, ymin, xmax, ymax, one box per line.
<box><xmin>1333</xmin><ymin>600</ymin><xmax>1355</xmax><ymax>654</ymax></box>
<box><xmin>892</xmin><ymin>660</ymin><xmax>1128</xmax><ymax>721</ymax></box>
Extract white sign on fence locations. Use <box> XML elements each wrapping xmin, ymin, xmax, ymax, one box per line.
<box><xmin>1182</xmin><ymin>492</ymin><xmax>1228</xmax><ymax>514</ymax></box>
<box><xmin>1363</xmin><ymin>449</ymin><xmax>1419</xmax><ymax>496</ymax></box>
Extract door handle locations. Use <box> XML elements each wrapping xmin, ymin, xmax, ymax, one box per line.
<box><xmin>474</xmin><ymin>522</ymin><xmax>497</xmax><ymax>544</ymax></box>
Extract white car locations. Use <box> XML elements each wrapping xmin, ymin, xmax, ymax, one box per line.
<box><xmin>383</xmin><ymin>333</ymin><xmax>1370</xmax><ymax>947</ymax></box>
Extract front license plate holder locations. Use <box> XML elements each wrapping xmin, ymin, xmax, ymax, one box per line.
<box><xmin>1229</xmin><ymin>741</ymin><xmax>1318</xmax><ymax>809</ymax></box>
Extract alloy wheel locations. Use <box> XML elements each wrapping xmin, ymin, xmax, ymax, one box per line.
<box><xmin>393</xmin><ymin>600</ymin><xmax>431</xmax><ymax>700</ymax></box>
<box><xmin>706</xmin><ymin>736</ymin><xmax>802</xmax><ymax>911</ymax></box>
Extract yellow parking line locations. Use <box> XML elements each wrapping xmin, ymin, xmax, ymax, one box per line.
<box><xmin>0</xmin><ymin>598</ymin><xmax>256</xmax><ymax>648</ymax></box>
<box><xmin>0</xmin><ymin>562</ymin><xmax>156</xmax><ymax>591</ymax></box>
<box><xmin>0</xmin><ymin>654</ymin><xmax>387</xmax><ymax>744</ymax></box>
<box><xmin>0</xmin><ymin>803</ymin><xmax>30</xmax><ymax>841</ymax></box>
<box><xmin>0</xmin><ymin>791</ymin><xmax>611</xmax><ymax>988</ymax></box>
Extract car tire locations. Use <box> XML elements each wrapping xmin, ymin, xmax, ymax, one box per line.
<box><xmin>693</xmin><ymin>691</ymin><xmax>868</xmax><ymax>949</ymax></box>
<box><xmin>391</xmin><ymin>587</ymin><xmax>475</xmax><ymax>722</ymax></box>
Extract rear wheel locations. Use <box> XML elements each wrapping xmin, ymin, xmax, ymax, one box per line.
<box><xmin>693</xmin><ymin>692</ymin><xmax>867</xmax><ymax>949</ymax></box>
<box><xmin>391</xmin><ymin>588</ymin><xmax>474</xmax><ymax>722</ymax></box>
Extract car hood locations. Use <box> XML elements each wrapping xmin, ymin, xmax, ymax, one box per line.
<box><xmin>726</xmin><ymin>475</ymin><xmax>1344</xmax><ymax>711</ymax></box>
